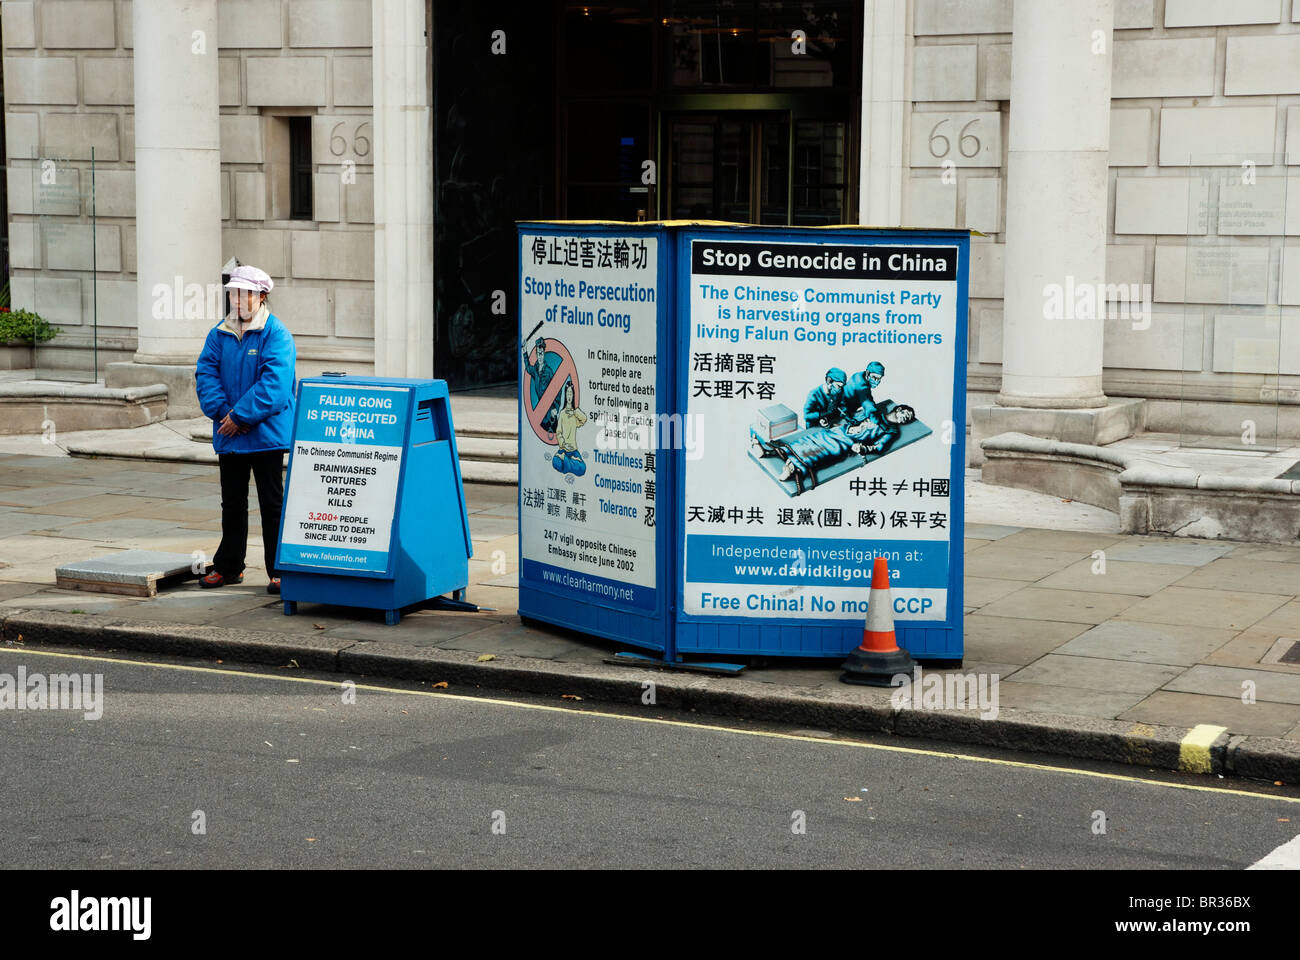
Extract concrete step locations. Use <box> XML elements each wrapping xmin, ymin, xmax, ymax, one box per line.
<box><xmin>981</xmin><ymin>432</ymin><xmax>1300</xmax><ymax>543</ymax></box>
<box><xmin>460</xmin><ymin>459</ymin><xmax>515</xmax><ymax>485</ymax></box>
<box><xmin>454</xmin><ymin>418</ymin><xmax>517</xmax><ymax>439</ymax></box>
<box><xmin>451</xmin><ymin>393</ymin><xmax>516</xmax><ymax>439</ymax></box>
<box><xmin>0</xmin><ymin>380</ymin><xmax>168</xmax><ymax>435</ymax></box>
<box><xmin>457</xmin><ymin>435</ymin><xmax>517</xmax><ymax>462</ymax></box>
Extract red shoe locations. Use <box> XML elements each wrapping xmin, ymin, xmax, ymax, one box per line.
<box><xmin>200</xmin><ymin>570</ymin><xmax>243</xmax><ymax>588</ymax></box>
<box><xmin>266</xmin><ymin>578</ymin><xmax>281</xmax><ymax>595</ymax></box>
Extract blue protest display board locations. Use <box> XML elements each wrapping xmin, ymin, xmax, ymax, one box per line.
<box><xmin>277</xmin><ymin>375</ymin><xmax>472</xmax><ymax>625</ymax></box>
<box><xmin>517</xmin><ymin>222</ymin><xmax>968</xmax><ymax>662</ymax></box>
<box><xmin>675</xmin><ymin>227</ymin><xmax>967</xmax><ymax>660</ymax></box>
<box><xmin>516</xmin><ymin>224</ymin><xmax>673</xmax><ymax>652</ymax></box>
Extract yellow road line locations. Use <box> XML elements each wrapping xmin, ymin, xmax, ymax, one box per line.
<box><xmin>3</xmin><ymin>645</ymin><xmax>1296</xmax><ymax>804</ymax></box>
<box><xmin>1180</xmin><ymin>723</ymin><xmax>1229</xmax><ymax>774</ymax></box>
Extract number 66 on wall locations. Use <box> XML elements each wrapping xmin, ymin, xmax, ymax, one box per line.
<box><xmin>910</xmin><ymin>112</ymin><xmax>1002</xmax><ymax>167</ymax></box>
<box><xmin>312</xmin><ymin>116</ymin><xmax>374</xmax><ymax>165</ymax></box>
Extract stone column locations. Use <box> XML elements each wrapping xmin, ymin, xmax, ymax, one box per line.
<box><xmin>371</xmin><ymin>0</ymin><xmax>434</xmax><ymax>379</ymax></box>
<box><xmin>116</xmin><ymin>0</ymin><xmax>221</xmax><ymax>417</ymax></box>
<box><xmin>997</xmin><ymin>0</ymin><xmax>1113</xmax><ymax>409</ymax></box>
<box><xmin>858</xmin><ymin>0</ymin><xmax>909</xmax><ymax>226</ymax></box>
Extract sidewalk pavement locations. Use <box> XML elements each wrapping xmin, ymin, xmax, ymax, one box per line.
<box><xmin>1</xmin><ymin>450</ymin><xmax>1299</xmax><ymax>781</ymax></box>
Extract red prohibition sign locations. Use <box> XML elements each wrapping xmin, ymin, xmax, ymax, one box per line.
<box><xmin>523</xmin><ymin>339</ymin><xmax>579</xmax><ymax>446</ymax></box>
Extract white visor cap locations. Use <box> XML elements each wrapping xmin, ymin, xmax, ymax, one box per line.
<box><xmin>224</xmin><ymin>264</ymin><xmax>274</xmax><ymax>294</ymax></box>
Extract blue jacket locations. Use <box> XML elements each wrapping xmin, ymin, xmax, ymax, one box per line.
<box><xmin>195</xmin><ymin>310</ymin><xmax>297</xmax><ymax>454</ymax></box>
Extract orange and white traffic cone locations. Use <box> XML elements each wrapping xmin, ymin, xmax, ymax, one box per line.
<box><xmin>840</xmin><ymin>556</ymin><xmax>915</xmax><ymax>686</ymax></box>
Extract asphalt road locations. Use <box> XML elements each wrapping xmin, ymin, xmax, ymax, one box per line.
<box><xmin>2</xmin><ymin>645</ymin><xmax>1298</xmax><ymax>870</ymax></box>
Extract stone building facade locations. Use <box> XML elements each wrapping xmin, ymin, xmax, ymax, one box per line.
<box><xmin>893</xmin><ymin>0</ymin><xmax>1300</xmax><ymax>446</ymax></box>
<box><xmin>4</xmin><ymin>0</ymin><xmax>385</xmax><ymax>399</ymax></box>
<box><xmin>3</xmin><ymin>0</ymin><xmax>1299</xmax><ymax>445</ymax></box>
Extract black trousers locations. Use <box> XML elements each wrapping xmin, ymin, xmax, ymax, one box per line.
<box><xmin>214</xmin><ymin>451</ymin><xmax>287</xmax><ymax>579</ymax></box>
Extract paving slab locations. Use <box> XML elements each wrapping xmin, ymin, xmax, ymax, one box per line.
<box><xmin>1171</xmin><ymin>558</ymin><xmax>1300</xmax><ymax>598</ymax></box>
<box><xmin>1247</xmin><ymin>601</ymin><xmax>1300</xmax><ymax>634</ymax></box>
<box><xmin>963</xmin><ymin>523</ymin><xmax>1023</xmax><ymax>541</ymax></box>
<box><xmin>435</xmin><ymin>618</ymin><xmax>610</xmax><ymax>660</ymax></box>
<box><xmin>82</xmin><ymin>465</ymin><xmax>205</xmax><ymax>482</ymax></box>
<box><xmin>107</xmin><ymin>476</ymin><xmax>224</xmax><ymax>500</ymax></box>
<box><xmin>1118</xmin><ymin>692</ymin><xmax>1300</xmax><ymax>738</ymax></box>
<box><xmin>0</xmin><ymin>588</ymin><xmax>143</xmax><ymax>615</ymax></box>
<box><xmin>1</xmin><ymin>534</ymin><xmax>128</xmax><ymax>562</ymax></box>
<box><xmin>105</xmin><ymin>588</ymin><xmax>280</xmax><ymax>623</ymax></box>
<box><xmin>995</xmin><ymin>680</ymin><xmax>1150</xmax><ymax>719</ymax></box>
<box><xmin>1034</xmin><ymin>558</ymin><xmax>1194</xmax><ymax>597</ymax></box>
<box><xmin>463</xmin><ymin>482</ymin><xmax>516</xmax><ymax>504</ymax></box>
<box><xmin>964</xmin><ymin>546</ymin><xmax>1092</xmax><ymax>581</ymax></box>
<box><xmin>963</xmin><ymin>576</ymin><xmax>1026</xmax><ymax>607</ymax></box>
<box><xmin>1208</xmin><ymin>627</ymin><xmax>1300</xmax><ymax>673</ymax></box>
<box><xmin>308</xmin><ymin>609</ymin><xmax>504</xmax><ymax>644</ymax></box>
<box><xmin>19</xmin><ymin>493</ymin><xmax>178</xmax><ymax>519</ymax></box>
<box><xmin>743</xmin><ymin>663</ymin><xmax>841</xmax><ymax>690</ymax></box>
<box><xmin>960</xmin><ymin>614</ymin><xmax>1089</xmax><ymax>665</ymax></box>
<box><xmin>964</xmin><ymin>539</ymin><xmax>992</xmax><ymax>554</ymax></box>
<box><xmin>1121</xmin><ymin>586</ymin><xmax>1291</xmax><ymax>632</ymax></box>
<box><xmin>113</xmin><ymin>500</ymin><xmax>227</xmax><ymax>523</ymax></box>
<box><xmin>0</xmin><ymin>484</ymin><xmax>115</xmax><ymax>507</ymax></box>
<box><xmin>976</xmin><ymin>587</ymin><xmax>1139</xmax><ymax>624</ymax></box>
<box><xmin>0</xmin><ymin>546</ymin><xmax>128</xmax><ymax>583</ymax></box>
<box><xmin>1102</xmin><ymin>539</ymin><xmax>1236</xmax><ymax>566</ymax></box>
<box><xmin>206</xmin><ymin>603</ymin><xmax>384</xmax><ymax>638</ymax></box>
<box><xmin>0</xmin><ymin>582</ymin><xmax>43</xmax><ymax>602</ymax></box>
<box><xmin>158</xmin><ymin>493</ymin><xmax>226</xmax><ymax>509</ymax></box>
<box><xmin>994</xmin><ymin>529</ymin><xmax>1127</xmax><ymax>553</ymax></box>
<box><xmin>1005</xmin><ymin>654</ymin><xmax>1184</xmax><ymax>696</ymax></box>
<box><xmin>476</xmin><ymin>530</ymin><xmax>518</xmax><ymax>551</ymax></box>
<box><xmin>34</xmin><ymin>518</ymin><xmax>215</xmax><ymax>543</ymax></box>
<box><xmin>1164</xmin><ymin>664</ymin><xmax>1300</xmax><ymax>705</ymax></box>
<box><xmin>467</xmin><ymin>516</ymin><xmax>518</xmax><ymax>541</ymax></box>
<box><xmin>108</xmin><ymin>534</ymin><xmax>228</xmax><ymax>557</ymax></box>
<box><xmin>470</xmin><ymin>500</ymin><xmax>518</xmax><ymax>518</ymax></box>
<box><xmin>1055</xmin><ymin>620</ymin><xmax>1237</xmax><ymax>666</ymax></box>
<box><xmin>1</xmin><ymin>563</ymin><xmax>76</xmax><ymax>585</ymax></box>
<box><xmin>457</xmin><ymin>583</ymin><xmax>519</xmax><ymax>614</ymax></box>
<box><xmin>1226</xmin><ymin>545</ymin><xmax>1300</xmax><ymax>563</ymax></box>
<box><xmin>0</xmin><ymin>456</ymin><xmax>140</xmax><ymax>476</ymax></box>
<box><xmin>208</xmin><ymin>601</ymin><xmax>507</xmax><ymax>644</ymax></box>
<box><xmin>0</xmin><ymin>513</ymin><xmax>88</xmax><ymax>537</ymax></box>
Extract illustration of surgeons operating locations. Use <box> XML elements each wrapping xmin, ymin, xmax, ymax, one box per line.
<box><xmin>846</xmin><ymin>361</ymin><xmax>885</xmax><ymax>414</ymax></box>
<box><xmin>749</xmin><ymin>357</ymin><xmax>931</xmax><ymax>496</ymax></box>
<box><xmin>551</xmin><ymin>381</ymin><xmax>588</xmax><ymax>477</ymax></box>
<box><xmin>803</xmin><ymin>367</ymin><xmax>851</xmax><ymax>428</ymax></box>
<box><xmin>524</xmin><ymin>336</ymin><xmax>562</xmax><ymax>435</ymax></box>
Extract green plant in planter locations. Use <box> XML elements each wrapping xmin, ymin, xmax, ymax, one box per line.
<box><xmin>0</xmin><ymin>308</ymin><xmax>58</xmax><ymax>345</ymax></box>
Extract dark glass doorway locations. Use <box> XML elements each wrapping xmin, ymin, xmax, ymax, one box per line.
<box><xmin>665</xmin><ymin>113</ymin><xmax>848</xmax><ymax>225</ymax></box>
<box><xmin>432</xmin><ymin>1</ymin><xmax>860</xmax><ymax>389</ymax></box>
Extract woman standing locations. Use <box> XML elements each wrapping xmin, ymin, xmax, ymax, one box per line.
<box><xmin>194</xmin><ymin>265</ymin><xmax>297</xmax><ymax>593</ymax></box>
